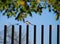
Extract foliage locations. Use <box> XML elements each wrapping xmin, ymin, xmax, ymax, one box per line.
<box><xmin>0</xmin><ymin>0</ymin><xmax>60</xmax><ymax>21</ymax></box>
<box><xmin>48</xmin><ymin>0</ymin><xmax>60</xmax><ymax>20</ymax></box>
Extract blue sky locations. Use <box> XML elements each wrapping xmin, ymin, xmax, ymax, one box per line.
<box><xmin>0</xmin><ymin>2</ymin><xmax>60</xmax><ymax>44</ymax></box>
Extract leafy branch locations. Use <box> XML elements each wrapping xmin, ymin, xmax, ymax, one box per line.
<box><xmin>0</xmin><ymin>0</ymin><xmax>60</xmax><ymax>21</ymax></box>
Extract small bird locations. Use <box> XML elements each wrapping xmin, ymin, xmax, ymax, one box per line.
<box><xmin>25</xmin><ymin>21</ymin><xmax>34</xmax><ymax>25</ymax></box>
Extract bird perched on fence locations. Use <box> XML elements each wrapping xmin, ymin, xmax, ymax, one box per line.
<box><xmin>25</xmin><ymin>21</ymin><xmax>34</xmax><ymax>25</ymax></box>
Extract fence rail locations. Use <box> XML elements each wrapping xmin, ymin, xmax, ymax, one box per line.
<box><xmin>1</xmin><ymin>25</ymin><xmax>60</xmax><ymax>44</ymax></box>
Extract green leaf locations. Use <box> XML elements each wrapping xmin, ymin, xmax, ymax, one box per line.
<box><xmin>11</xmin><ymin>11</ymin><xmax>16</xmax><ymax>17</ymax></box>
<box><xmin>56</xmin><ymin>14</ymin><xmax>59</xmax><ymax>20</ymax></box>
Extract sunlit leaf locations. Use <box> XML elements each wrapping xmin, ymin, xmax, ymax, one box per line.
<box><xmin>56</xmin><ymin>14</ymin><xmax>59</xmax><ymax>20</ymax></box>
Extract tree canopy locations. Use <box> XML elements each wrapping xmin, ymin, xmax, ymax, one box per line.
<box><xmin>0</xmin><ymin>0</ymin><xmax>60</xmax><ymax>22</ymax></box>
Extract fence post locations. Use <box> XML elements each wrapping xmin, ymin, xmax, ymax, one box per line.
<box><xmin>26</xmin><ymin>25</ymin><xmax>29</xmax><ymax>44</ymax></box>
<box><xmin>4</xmin><ymin>25</ymin><xmax>7</xmax><ymax>44</ymax></box>
<box><xmin>49</xmin><ymin>25</ymin><xmax>52</xmax><ymax>44</ymax></box>
<box><xmin>11</xmin><ymin>25</ymin><xmax>14</xmax><ymax>44</ymax></box>
<box><xmin>19</xmin><ymin>25</ymin><xmax>22</xmax><ymax>44</ymax></box>
<box><xmin>41</xmin><ymin>25</ymin><xmax>44</xmax><ymax>44</ymax></box>
<box><xmin>57</xmin><ymin>25</ymin><xmax>59</xmax><ymax>44</ymax></box>
<box><xmin>34</xmin><ymin>25</ymin><xmax>36</xmax><ymax>44</ymax></box>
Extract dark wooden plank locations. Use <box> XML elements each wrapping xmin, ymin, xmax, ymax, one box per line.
<box><xmin>11</xmin><ymin>25</ymin><xmax>14</xmax><ymax>44</ymax></box>
<box><xmin>4</xmin><ymin>25</ymin><xmax>7</xmax><ymax>44</ymax></box>
<box><xmin>34</xmin><ymin>25</ymin><xmax>36</xmax><ymax>44</ymax></box>
<box><xmin>49</xmin><ymin>25</ymin><xmax>52</xmax><ymax>44</ymax></box>
<box><xmin>26</xmin><ymin>25</ymin><xmax>29</xmax><ymax>44</ymax></box>
<box><xmin>41</xmin><ymin>25</ymin><xmax>44</xmax><ymax>44</ymax></box>
<box><xmin>19</xmin><ymin>25</ymin><xmax>22</xmax><ymax>44</ymax></box>
<box><xmin>57</xmin><ymin>25</ymin><xmax>59</xmax><ymax>44</ymax></box>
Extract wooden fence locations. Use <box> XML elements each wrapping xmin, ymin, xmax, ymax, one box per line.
<box><xmin>3</xmin><ymin>25</ymin><xmax>60</xmax><ymax>44</ymax></box>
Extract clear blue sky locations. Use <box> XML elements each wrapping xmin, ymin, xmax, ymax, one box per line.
<box><xmin>0</xmin><ymin>2</ymin><xmax>60</xmax><ymax>44</ymax></box>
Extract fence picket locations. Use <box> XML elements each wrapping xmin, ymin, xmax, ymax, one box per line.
<box><xmin>26</xmin><ymin>25</ymin><xmax>29</xmax><ymax>44</ymax></box>
<box><xmin>57</xmin><ymin>25</ymin><xmax>59</xmax><ymax>44</ymax></box>
<box><xmin>41</xmin><ymin>25</ymin><xmax>44</xmax><ymax>44</ymax></box>
<box><xmin>4</xmin><ymin>25</ymin><xmax>7</xmax><ymax>44</ymax></box>
<box><xmin>19</xmin><ymin>25</ymin><xmax>22</xmax><ymax>44</ymax></box>
<box><xmin>34</xmin><ymin>25</ymin><xmax>36</xmax><ymax>44</ymax></box>
<box><xmin>49</xmin><ymin>25</ymin><xmax>52</xmax><ymax>44</ymax></box>
<box><xmin>11</xmin><ymin>25</ymin><xmax>14</xmax><ymax>44</ymax></box>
